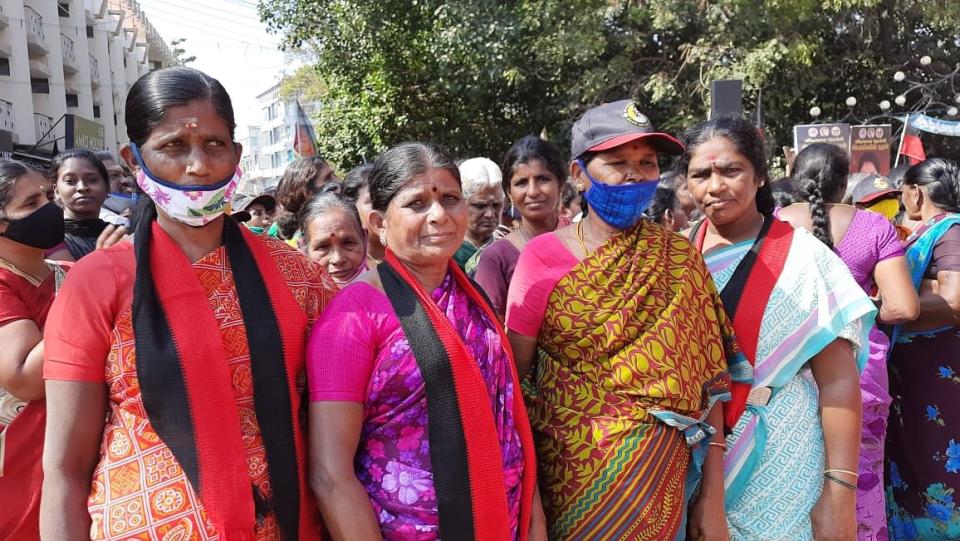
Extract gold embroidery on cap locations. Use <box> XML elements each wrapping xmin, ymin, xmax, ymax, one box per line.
<box><xmin>623</xmin><ymin>102</ymin><xmax>650</xmax><ymax>128</ymax></box>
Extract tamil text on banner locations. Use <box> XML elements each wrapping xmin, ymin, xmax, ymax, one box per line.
<box><xmin>793</xmin><ymin>123</ymin><xmax>851</xmax><ymax>153</ymax></box>
<box><xmin>850</xmin><ymin>125</ymin><xmax>892</xmax><ymax>175</ymax></box>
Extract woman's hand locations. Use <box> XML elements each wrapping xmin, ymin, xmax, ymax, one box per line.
<box><xmin>41</xmin><ymin>380</ymin><xmax>108</xmax><ymax>540</ymax></box>
<box><xmin>308</xmin><ymin>402</ymin><xmax>382</xmax><ymax>541</ymax></box>
<box><xmin>811</xmin><ymin>481</ymin><xmax>856</xmax><ymax>541</ymax></box>
<box><xmin>810</xmin><ymin>338</ymin><xmax>860</xmax><ymax>541</ymax></box>
<box><xmin>528</xmin><ymin>486</ymin><xmax>548</xmax><ymax>541</ymax></box>
<box><xmin>689</xmin><ymin>404</ymin><xmax>729</xmax><ymax>541</ymax></box>
<box><xmin>96</xmin><ymin>224</ymin><xmax>128</xmax><ymax>250</ymax></box>
<box><xmin>688</xmin><ymin>486</ymin><xmax>729</xmax><ymax>541</ymax></box>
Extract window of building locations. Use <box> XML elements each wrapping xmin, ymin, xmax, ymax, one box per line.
<box><xmin>266</xmin><ymin>103</ymin><xmax>281</xmax><ymax>121</ymax></box>
<box><xmin>58</xmin><ymin>1</ymin><xmax>70</xmax><ymax>17</ymax></box>
<box><xmin>0</xmin><ymin>59</ymin><xmax>9</xmax><ymax>77</ymax></box>
<box><xmin>86</xmin><ymin>26</ymin><xmax>94</xmax><ymax>38</ymax></box>
<box><xmin>31</xmin><ymin>78</ymin><xmax>50</xmax><ymax>94</ymax></box>
<box><xmin>66</xmin><ymin>93</ymin><xmax>79</xmax><ymax>108</ymax></box>
<box><xmin>93</xmin><ymin>105</ymin><xmax>101</xmax><ymax>118</ymax></box>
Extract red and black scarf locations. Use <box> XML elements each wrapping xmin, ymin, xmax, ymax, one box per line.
<box><xmin>378</xmin><ymin>249</ymin><xmax>537</xmax><ymax>540</ymax></box>
<box><xmin>132</xmin><ymin>210</ymin><xmax>316</xmax><ymax>540</ymax></box>
<box><xmin>691</xmin><ymin>215</ymin><xmax>794</xmax><ymax>429</ymax></box>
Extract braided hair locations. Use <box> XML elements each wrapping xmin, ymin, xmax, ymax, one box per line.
<box><xmin>903</xmin><ymin>158</ymin><xmax>960</xmax><ymax>214</ymax></box>
<box><xmin>791</xmin><ymin>143</ymin><xmax>849</xmax><ymax>248</ymax></box>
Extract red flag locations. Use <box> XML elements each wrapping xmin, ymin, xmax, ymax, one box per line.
<box><xmin>897</xmin><ymin>115</ymin><xmax>926</xmax><ymax>166</ymax></box>
<box><xmin>292</xmin><ymin>101</ymin><xmax>318</xmax><ymax>157</ymax></box>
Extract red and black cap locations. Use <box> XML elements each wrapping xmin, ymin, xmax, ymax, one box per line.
<box><xmin>571</xmin><ymin>99</ymin><xmax>685</xmax><ymax>159</ymax></box>
<box><xmin>851</xmin><ymin>175</ymin><xmax>900</xmax><ymax>205</ymax></box>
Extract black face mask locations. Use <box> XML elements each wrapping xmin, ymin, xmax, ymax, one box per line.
<box><xmin>0</xmin><ymin>202</ymin><xmax>66</xmax><ymax>249</ymax></box>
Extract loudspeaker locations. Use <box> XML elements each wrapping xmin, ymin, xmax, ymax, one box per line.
<box><xmin>711</xmin><ymin>80</ymin><xmax>743</xmax><ymax>119</ymax></box>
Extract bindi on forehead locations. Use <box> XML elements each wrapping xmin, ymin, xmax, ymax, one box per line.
<box><xmin>710</xmin><ymin>159</ymin><xmax>738</xmax><ymax>168</ymax></box>
<box><xmin>432</xmin><ymin>186</ymin><xmax>437</xmax><ymax>192</ymax></box>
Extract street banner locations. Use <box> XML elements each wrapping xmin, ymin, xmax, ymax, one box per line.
<box><xmin>793</xmin><ymin>123</ymin><xmax>851</xmax><ymax>153</ymax></box>
<box><xmin>850</xmin><ymin>125</ymin><xmax>892</xmax><ymax>175</ymax></box>
<box><xmin>908</xmin><ymin>113</ymin><xmax>960</xmax><ymax>137</ymax></box>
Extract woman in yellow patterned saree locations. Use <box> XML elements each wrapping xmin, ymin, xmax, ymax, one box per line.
<box><xmin>506</xmin><ymin>100</ymin><xmax>748</xmax><ymax>540</ymax></box>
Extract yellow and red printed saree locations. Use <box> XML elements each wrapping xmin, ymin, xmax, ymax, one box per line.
<box><xmin>507</xmin><ymin>222</ymin><xmax>748</xmax><ymax>540</ymax></box>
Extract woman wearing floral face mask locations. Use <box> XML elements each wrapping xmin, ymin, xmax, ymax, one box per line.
<box><xmin>505</xmin><ymin>100</ymin><xmax>745</xmax><ymax>540</ymax></box>
<box><xmin>41</xmin><ymin>67</ymin><xmax>335</xmax><ymax>540</ymax></box>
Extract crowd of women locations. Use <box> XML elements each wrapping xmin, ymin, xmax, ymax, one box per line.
<box><xmin>1</xmin><ymin>65</ymin><xmax>959</xmax><ymax>541</ymax></box>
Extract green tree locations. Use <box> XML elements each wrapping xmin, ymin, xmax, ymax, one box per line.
<box><xmin>261</xmin><ymin>0</ymin><xmax>960</xmax><ymax>170</ymax></box>
<box><xmin>170</xmin><ymin>38</ymin><xmax>197</xmax><ymax>66</ymax></box>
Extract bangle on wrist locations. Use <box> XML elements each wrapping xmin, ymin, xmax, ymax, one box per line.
<box><xmin>707</xmin><ymin>442</ymin><xmax>726</xmax><ymax>451</ymax></box>
<box><xmin>824</xmin><ymin>472</ymin><xmax>858</xmax><ymax>490</ymax></box>
<box><xmin>824</xmin><ymin>468</ymin><xmax>859</xmax><ymax>479</ymax></box>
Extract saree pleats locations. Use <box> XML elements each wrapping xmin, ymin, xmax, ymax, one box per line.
<box><xmin>528</xmin><ymin>223</ymin><xmax>737</xmax><ymax>540</ymax></box>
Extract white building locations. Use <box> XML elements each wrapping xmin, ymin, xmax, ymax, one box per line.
<box><xmin>0</xmin><ymin>0</ymin><xmax>174</xmax><ymax>162</ymax></box>
<box><xmin>239</xmin><ymin>81</ymin><xmax>321</xmax><ymax>195</ymax></box>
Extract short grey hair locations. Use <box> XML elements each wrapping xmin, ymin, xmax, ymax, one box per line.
<box><xmin>298</xmin><ymin>192</ymin><xmax>363</xmax><ymax>243</ymax></box>
<box><xmin>459</xmin><ymin>157</ymin><xmax>504</xmax><ymax>199</ymax></box>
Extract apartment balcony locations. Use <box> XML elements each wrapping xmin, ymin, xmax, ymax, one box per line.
<box><xmin>0</xmin><ymin>0</ymin><xmax>9</xmax><ymax>29</ymax></box>
<box><xmin>0</xmin><ymin>99</ymin><xmax>14</xmax><ymax>133</ymax></box>
<box><xmin>25</xmin><ymin>7</ymin><xmax>48</xmax><ymax>57</ymax></box>
<box><xmin>29</xmin><ymin>57</ymin><xmax>51</xmax><ymax>78</ymax></box>
<box><xmin>34</xmin><ymin>113</ymin><xmax>54</xmax><ymax>143</ymax></box>
<box><xmin>89</xmin><ymin>54</ymin><xmax>100</xmax><ymax>86</ymax></box>
<box><xmin>61</xmin><ymin>34</ymin><xmax>78</xmax><ymax>74</ymax></box>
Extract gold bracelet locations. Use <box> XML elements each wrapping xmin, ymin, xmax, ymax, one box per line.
<box><xmin>824</xmin><ymin>468</ymin><xmax>859</xmax><ymax>479</ymax></box>
<box><xmin>824</xmin><ymin>472</ymin><xmax>857</xmax><ymax>490</ymax></box>
<box><xmin>707</xmin><ymin>442</ymin><xmax>726</xmax><ymax>450</ymax></box>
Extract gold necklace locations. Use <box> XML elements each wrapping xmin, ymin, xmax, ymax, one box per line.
<box><xmin>576</xmin><ymin>220</ymin><xmax>589</xmax><ymax>257</ymax></box>
<box><xmin>0</xmin><ymin>256</ymin><xmax>48</xmax><ymax>286</ymax></box>
<box><xmin>517</xmin><ymin>223</ymin><xmax>532</xmax><ymax>246</ymax></box>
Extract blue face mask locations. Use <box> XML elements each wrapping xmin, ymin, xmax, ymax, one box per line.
<box><xmin>578</xmin><ymin>159</ymin><xmax>658</xmax><ymax>230</ymax></box>
<box><xmin>110</xmin><ymin>191</ymin><xmax>138</xmax><ymax>201</ymax></box>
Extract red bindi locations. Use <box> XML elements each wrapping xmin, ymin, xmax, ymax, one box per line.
<box><xmin>431</xmin><ymin>186</ymin><xmax>437</xmax><ymax>192</ymax></box>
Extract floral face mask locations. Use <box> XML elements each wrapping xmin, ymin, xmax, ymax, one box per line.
<box><xmin>131</xmin><ymin>143</ymin><xmax>241</xmax><ymax>227</ymax></box>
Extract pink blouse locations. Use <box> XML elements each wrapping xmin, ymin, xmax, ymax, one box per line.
<box><xmin>505</xmin><ymin>232</ymin><xmax>579</xmax><ymax>338</ymax></box>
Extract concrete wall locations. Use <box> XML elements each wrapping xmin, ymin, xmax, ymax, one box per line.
<box><xmin>0</xmin><ymin>0</ymin><xmax>173</xmax><ymax>155</ymax></box>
